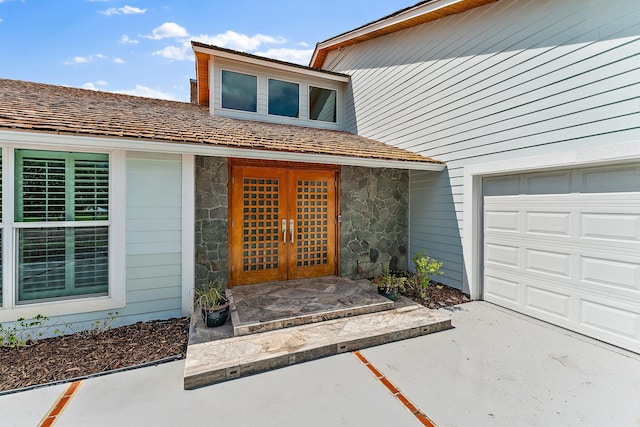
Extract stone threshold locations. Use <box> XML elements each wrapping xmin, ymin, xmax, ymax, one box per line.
<box><xmin>184</xmin><ymin>303</ymin><xmax>451</xmax><ymax>390</ymax></box>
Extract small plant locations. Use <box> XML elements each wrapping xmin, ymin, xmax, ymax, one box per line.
<box><xmin>194</xmin><ymin>279</ymin><xmax>227</xmax><ymax>312</ymax></box>
<box><xmin>0</xmin><ymin>314</ymin><xmax>49</xmax><ymax>348</ymax></box>
<box><xmin>374</xmin><ymin>268</ymin><xmax>407</xmax><ymax>301</ymax></box>
<box><xmin>410</xmin><ymin>250</ymin><xmax>444</xmax><ymax>299</ymax></box>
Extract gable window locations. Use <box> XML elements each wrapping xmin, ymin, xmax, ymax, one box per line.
<box><xmin>221</xmin><ymin>70</ymin><xmax>257</xmax><ymax>112</ymax></box>
<box><xmin>268</xmin><ymin>78</ymin><xmax>299</xmax><ymax>118</ymax></box>
<box><xmin>309</xmin><ymin>86</ymin><xmax>337</xmax><ymax>123</ymax></box>
<box><xmin>14</xmin><ymin>150</ymin><xmax>109</xmax><ymax>303</ymax></box>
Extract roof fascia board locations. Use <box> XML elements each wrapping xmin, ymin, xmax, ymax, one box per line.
<box><xmin>0</xmin><ymin>130</ymin><xmax>445</xmax><ymax>171</ymax></box>
<box><xmin>193</xmin><ymin>45</ymin><xmax>350</xmax><ymax>83</ymax></box>
<box><xmin>311</xmin><ymin>0</ymin><xmax>465</xmax><ymax>66</ymax></box>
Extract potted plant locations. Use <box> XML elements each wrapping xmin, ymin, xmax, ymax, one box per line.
<box><xmin>194</xmin><ymin>279</ymin><xmax>230</xmax><ymax>327</ymax></box>
<box><xmin>373</xmin><ymin>268</ymin><xmax>407</xmax><ymax>301</ymax></box>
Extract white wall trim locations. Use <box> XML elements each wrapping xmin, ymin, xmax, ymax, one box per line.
<box><xmin>181</xmin><ymin>154</ymin><xmax>195</xmax><ymax>316</ymax></box>
<box><xmin>0</xmin><ymin>130</ymin><xmax>444</xmax><ymax>172</ymax></box>
<box><xmin>463</xmin><ymin>141</ymin><xmax>640</xmax><ymax>301</ymax></box>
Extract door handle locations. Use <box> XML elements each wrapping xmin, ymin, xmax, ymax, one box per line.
<box><xmin>289</xmin><ymin>219</ymin><xmax>294</xmax><ymax>243</ymax></box>
<box><xmin>282</xmin><ymin>219</ymin><xmax>287</xmax><ymax>243</ymax></box>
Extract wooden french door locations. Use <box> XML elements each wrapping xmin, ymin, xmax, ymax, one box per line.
<box><xmin>229</xmin><ymin>163</ymin><xmax>338</xmax><ymax>286</ymax></box>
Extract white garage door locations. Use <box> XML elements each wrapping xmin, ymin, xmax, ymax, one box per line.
<box><xmin>483</xmin><ymin>164</ymin><xmax>640</xmax><ymax>353</ymax></box>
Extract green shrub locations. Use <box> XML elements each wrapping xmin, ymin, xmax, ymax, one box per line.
<box><xmin>410</xmin><ymin>250</ymin><xmax>444</xmax><ymax>299</ymax></box>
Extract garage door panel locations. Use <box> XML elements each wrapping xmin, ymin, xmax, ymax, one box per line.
<box><xmin>485</xmin><ymin>243</ymin><xmax>519</xmax><ymax>268</ymax></box>
<box><xmin>525</xmin><ymin>286</ymin><xmax>572</xmax><ymax>321</ymax></box>
<box><xmin>485</xmin><ymin>210</ymin><xmax>519</xmax><ymax>232</ymax></box>
<box><xmin>525</xmin><ymin>248</ymin><xmax>572</xmax><ymax>278</ymax></box>
<box><xmin>484</xmin><ymin>274</ymin><xmax>520</xmax><ymax>304</ymax></box>
<box><xmin>579</xmin><ymin>300</ymin><xmax>639</xmax><ymax>340</ymax></box>
<box><xmin>483</xmin><ymin>166</ymin><xmax>640</xmax><ymax>353</ymax></box>
<box><xmin>525</xmin><ymin>211</ymin><xmax>572</xmax><ymax>236</ymax></box>
<box><xmin>580</xmin><ymin>257</ymin><xmax>640</xmax><ymax>292</ymax></box>
<box><xmin>580</xmin><ymin>212</ymin><xmax>640</xmax><ymax>242</ymax></box>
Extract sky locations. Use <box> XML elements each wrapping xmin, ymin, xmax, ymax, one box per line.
<box><xmin>0</xmin><ymin>0</ymin><xmax>415</xmax><ymax>102</ymax></box>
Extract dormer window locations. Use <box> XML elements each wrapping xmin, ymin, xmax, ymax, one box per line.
<box><xmin>268</xmin><ymin>79</ymin><xmax>299</xmax><ymax>118</ymax></box>
<box><xmin>309</xmin><ymin>86</ymin><xmax>337</xmax><ymax>123</ymax></box>
<box><xmin>221</xmin><ymin>70</ymin><xmax>257</xmax><ymax>112</ymax></box>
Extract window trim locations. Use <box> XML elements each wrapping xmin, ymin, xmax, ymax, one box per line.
<box><xmin>0</xmin><ymin>144</ymin><xmax>125</xmax><ymax>322</ymax></box>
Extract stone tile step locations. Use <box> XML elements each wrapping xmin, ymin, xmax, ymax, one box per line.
<box><xmin>229</xmin><ymin>295</ymin><xmax>394</xmax><ymax>337</ymax></box>
<box><xmin>184</xmin><ymin>305</ymin><xmax>451</xmax><ymax>389</ymax></box>
<box><xmin>228</xmin><ymin>278</ymin><xmax>395</xmax><ymax>337</ymax></box>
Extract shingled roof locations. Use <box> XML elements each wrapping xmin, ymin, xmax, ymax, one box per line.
<box><xmin>0</xmin><ymin>79</ymin><xmax>442</xmax><ymax>166</ymax></box>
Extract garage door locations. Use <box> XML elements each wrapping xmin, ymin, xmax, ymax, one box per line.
<box><xmin>483</xmin><ymin>165</ymin><xmax>640</xmax><ymax>353</ymax></box>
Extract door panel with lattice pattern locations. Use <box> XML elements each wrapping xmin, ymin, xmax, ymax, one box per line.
<box><xmin>230</xmin><ymin>167</ymin><xmax>288</xmax><ymax>285</ymax></box>
<box><xmin>230</xmin><ymin>165</ymin><xmax>336</xmax><ymax>286</ymax></box>
<box><xmin>288</xmin><ymin>170</ymin><xmax>336</xmax><ymax>279</ymax></box>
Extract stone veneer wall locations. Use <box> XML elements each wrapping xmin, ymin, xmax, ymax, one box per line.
<box><xmin>340</xmin><ymin>166</ymin><xmax>409</xmax><ymax>279</ymax></box>
<box><xmin>194</xmin><ymin>156</ymin><xmax>228</xmax><ymax>288</ymax></box>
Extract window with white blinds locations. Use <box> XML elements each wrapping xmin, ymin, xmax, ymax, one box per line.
<box><xmin>15</xmin><ymin>150</ymin><xmax>109</xmax><ymax>303</ymax></box>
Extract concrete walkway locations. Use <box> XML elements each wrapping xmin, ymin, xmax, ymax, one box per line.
<box><xmin>2</xmin><ymin>302</ymin><xmax>639</xmax><ymax>426</ymax></box>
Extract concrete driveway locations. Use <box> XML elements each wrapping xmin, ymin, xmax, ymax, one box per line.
<box><xmin>2</xmin><ymin>302</ymin><xmax>638</xmax><ymax>426</ymax></box>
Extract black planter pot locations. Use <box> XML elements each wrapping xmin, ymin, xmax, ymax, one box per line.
<box><xmin>378</xmin><ymin>287</ymin><xmax>399</xmax><ymax>301</ymax></box>
<box><xmin>201</xmin><ymin>302</ymin><xmax>230</xmax><ymax>327</ymax></box>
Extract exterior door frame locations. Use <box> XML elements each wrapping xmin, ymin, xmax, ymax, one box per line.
<box><xmin>228</xmin><ymin>158</ymin><xmax>340</xmax><ymax>287</ymax></box>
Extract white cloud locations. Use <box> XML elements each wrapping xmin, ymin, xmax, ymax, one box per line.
<box><xmin>101</xmin><ymin>5</ymin><xmax>146</xmax><ymax>16</ymax></box>
<box><xmin>64</xmin><ymin>53</ymin><xmax>108</xmax><ymax>65</ymax></box>
<box><xmin>142</xmin><ymin>22</ymin><xmax>188</xmax><ymax>40</ymax></box>
<box><xmin>114</xmin><ymin>85</ymin><xmax>175</xmax><ymax>100</ymax></box>
<box><xmin>193</xmin><ymin>31</ymin><xmax>286</xmax><ymax>52</ymax></box>
<box><xmin>153</xmin><ymin>44</ymin><xmax>191</xmax><ymax>61</ymax></box>
<box><xmin>113</xmin><ymin>57</ymin><xmax>125</xmax><ymax>64</ymax></box>
<box><xmin>296</xmin><ymin>42</ymin><xmax>309</xmax><ymax>47</ymax></box>
<box><xmin>65</xmin><ymin>56</ymin><xmax>90</xmax><ymax>64</ymax></box>
<box><xmin>82</xmin><ymin>80</ymin><xmax>108</xmax><ymax>90</ymax></box>
<box><xmin>253</xmin><ymin>48</ymin><xmax>314</xmax><ymax>65</ymax></box>
<box><xmin>120</xmin><ymin>34</ymin><xmax>138</xmax><ymax>44</ymax></box>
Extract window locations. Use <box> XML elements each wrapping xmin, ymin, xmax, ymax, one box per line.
<box><xmin>221</xmin><ymin>70</ymin><xmax>257</xmax><ymax>112</ymax></box>
<box><xmin>309</xmin><ymin>86</ymin><xmax>337</xmax><ymax>123</ymax></box>
<box><xmin>268</xmin><ymin>79</ymin><xmax>299</xmax><ymax>118</ymax></box>
<box><xmin>14</xmin><ymin>150</ymin><xmax>109</xmax><ymax>303</ymax></box>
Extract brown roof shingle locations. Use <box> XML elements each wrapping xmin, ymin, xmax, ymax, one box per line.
<box><xmin>0</xmin><ymin>79</ymin><xmax>442</xmax><ymax>165</ymax></box>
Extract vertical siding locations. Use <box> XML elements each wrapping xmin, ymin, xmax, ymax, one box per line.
<box><xmin>329</xmin><ymin>0</ymin><xmax>640</xmax><ymax>290</ymax></box>
<box><xmin>124</xmin><ymin>152</ymin><xmax>183</xmax><ymax>322</ymax></box>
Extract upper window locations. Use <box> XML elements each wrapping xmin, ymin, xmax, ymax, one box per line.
<box><xmin>309</xmin><ymin>86</ymin><xmax>337</xmax><ymax>123</ymax></box>
<box><xmin>221</xmin><ymin>70</ymin><xmax>257</xmax><ymax>112</ymax></box>
<box><xmin>268</xmin><ymin>79</ymin><xmax>299</xmax><ymax>118</ymax></box>
<box><xmin>14</xmin><ymin>150</ymin><xmax>109</xmax><ymax>303</ymax></box>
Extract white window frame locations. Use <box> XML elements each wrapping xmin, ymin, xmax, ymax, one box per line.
<box><xmin>0</xmin><ymin>143</ymin><xmax>125</xmax><ymax>321</ymax></box>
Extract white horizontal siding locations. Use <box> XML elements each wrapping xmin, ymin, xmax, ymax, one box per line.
<box><xmin>331</xmin><ymin>0</ymin><xmax>640</xmax><ymax>291</ymax></box>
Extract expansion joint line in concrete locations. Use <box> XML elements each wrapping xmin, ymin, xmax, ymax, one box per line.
<box><xmin>39</xmin><ymin>380</ymin><xmax>83</xmax><ymax>427</ymax></box>
<box><xmin>353</xmin><ymin>351</ymin><xmax>436</xmax><ymax>427</ymax></box>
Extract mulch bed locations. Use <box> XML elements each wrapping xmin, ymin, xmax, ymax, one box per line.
<box><xmin>0</xmin><ymin>317</ymin><xmax>189</xmax><ymax>392</ymax></box>
<box><xmin>402</xmin><ymin>282</ymin><xmax>471</xmax><ymax>309</ymax></box>
<box><xmin>0</xmin><ymin>283</ymin><xmax>470</xmax><ymax>393</ymax></box>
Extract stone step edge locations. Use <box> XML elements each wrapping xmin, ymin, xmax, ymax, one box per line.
<box><xmin>184</xmin><ymin>309</ymin><xmax>451</xmax><ymax>390</ymax></box>
<box><xmin>230</xmin><ymin>299</ymin><xmax>395</xmax><ymax>337</ymax></box>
